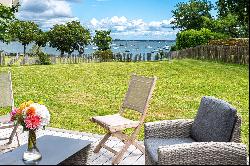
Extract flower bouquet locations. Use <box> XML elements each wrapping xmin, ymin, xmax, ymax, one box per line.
<box><xmin>10</xmin><ymin>101</ymin><xmax>50</xmax><ymax>163</ymax></box>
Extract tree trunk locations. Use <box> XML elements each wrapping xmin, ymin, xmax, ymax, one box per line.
<box><xmin>24</xmin><ymin>44</ymin><xmax>26</xmax><ymax>56</ymax></box>
<box><xmin>60</xmin><ymin>51</ymin><xmax>64</xmax><ymax>57</ymax></box>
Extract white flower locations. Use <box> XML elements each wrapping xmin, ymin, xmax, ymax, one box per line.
<box><xmin>30</xmin><ymin>103</ymin><xmax>50</xmax><ymax>127</ymax></box>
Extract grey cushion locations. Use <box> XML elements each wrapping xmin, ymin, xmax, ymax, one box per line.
<box><xmin>191</xmin><ymin>96</ymin><xmax>236</xmax><ymax>142</ymax></box>
<box><xmin>144</xmin><ymin>137</ymin><xmax>195</xmax><ymax>164</ymax></box>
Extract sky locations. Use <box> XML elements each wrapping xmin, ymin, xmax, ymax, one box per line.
<box><xmin>15</xmin><ymin>0</ymin><xmax>218</xmax><ymax>40</ymax></box>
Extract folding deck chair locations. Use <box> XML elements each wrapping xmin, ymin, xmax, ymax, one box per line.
<box><xmin>92</xmin><ymin>74</ymin><xmax>157</xmax><ymax>165</ymax></box>
<box><xmin>0</xmin><ymin>71</ymin><xmax>20</xmax><ymax>150</ymax></box>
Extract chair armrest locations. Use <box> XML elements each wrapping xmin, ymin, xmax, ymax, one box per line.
<box><xmin>158</xmin><ymin>142</ymin><xmax>248</xmax><ymax>165</ymax></box>
<box><xmin>144</xmin><ymin>119</ymin><xmax>193</xmax><ymax>139</ymax></box>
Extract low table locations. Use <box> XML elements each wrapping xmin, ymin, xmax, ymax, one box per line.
<box><xmin>0</xmin><ymin>135</ymin><xmax>92</xmax><ymax>165</ymax></box>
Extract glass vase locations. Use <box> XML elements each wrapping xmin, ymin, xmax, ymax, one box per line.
<box><xmin>23</xmin><ymin>130</ymin><xmax>42</xmax><ymax>164</ymax></box>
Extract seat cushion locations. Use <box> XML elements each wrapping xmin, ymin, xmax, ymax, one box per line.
<box><xmin>144</xmin><ymin>137</ymin><xmax>196</xmax><ymax>164</ymax></box>
<box><xmin>191</xmin><ymin>96</ymin><xmax>236</xmax><ymax>142</ymax></box>
<box><xmin>92</xmin><ymin>114</ymin><xmax>140</xmax><ymax>132</ymax></box>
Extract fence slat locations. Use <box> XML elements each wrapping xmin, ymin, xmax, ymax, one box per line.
<box><xmin>169</xmin><ymin>45</ymin><xmax>249</xmax><ymax>65</ymax></box>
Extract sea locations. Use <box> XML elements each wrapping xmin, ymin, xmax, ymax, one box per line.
<box><xmin>0</xmin><ymin>40</ymin><xmax>176</xmax><ymax>56</ymax></box>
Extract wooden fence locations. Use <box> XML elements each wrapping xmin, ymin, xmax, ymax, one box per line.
<box><xmin>0</xmin><ymin>52</ymin><xmax>170</xmax><ymax>66</ymax></box>
<box><xmin>169</xmin><ymin>45</ymin><xmax>249</xmax><ymax>65</ymax></box>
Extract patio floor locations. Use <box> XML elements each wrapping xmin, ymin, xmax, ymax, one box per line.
<box><xmin>0</xmin><ymin>127</ymin><xmax>144</xmax><ymax>165</ymax></box>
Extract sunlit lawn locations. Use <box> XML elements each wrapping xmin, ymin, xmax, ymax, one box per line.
<box><xmin>0</xmin><ymin>59</ymin><xmax>248</xmax><ymax>148</ymax></box>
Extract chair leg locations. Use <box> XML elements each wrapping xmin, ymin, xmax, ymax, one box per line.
<box><xmin>94</xmin><ymin>133</ymin><xmax>111</xmax><ymax>153</ymax></box>
<box><xmin>112</xmin><ymin>141</ymin><xmax>132</xmax><ymax>165</ymax></box>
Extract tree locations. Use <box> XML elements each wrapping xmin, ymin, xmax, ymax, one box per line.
<box><xmin>216</xmin><ymin>0</ymin><xmax>249</xmax><ymax>37</ymax></box>
<box><xmin>202</xmin><ymin>14</ymin><xmax>242</xmax><ymax>38</ymax></box>
<box><xmin>48</xmin><ymin>24</ymin><xmax>72</xmax><ymax>56</ymax></box>
<box><xmin>9</xmin><ymin>20</ymin><xmax>40</xmax><ymax>55</ymax></box>
<box><xmin>0</xmin><ymin>4</ymin><xmax>16</xmax><ymax>44</ymax></box>
<box><xmin>66</xmin><ymin>21</ymin><xmax>91</xmax><ymax>56</ymax></box>
<box><xmin>171</xmin><ymin>0</ymin><xmax>213</xmax><ymax>30</ymax></box>
<box><xmin>93</xmin><ymin>30</ymin><xmax>112</xmax><ymax>51</ymax></box>
<box><xmin>48</xmin><ymin>21</ymin><xmax>91</xmax><ymax>56</ymax></box>
<box><xmin>35</xmin><ymin>30</ymin><xmax>48</xmax><ymax>48</ymax></box>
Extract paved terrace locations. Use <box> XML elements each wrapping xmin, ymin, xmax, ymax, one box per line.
<box><xmin>0</xmin><ymin>127</ymin><xmax>144</xmax><ymax>165</ymax></box>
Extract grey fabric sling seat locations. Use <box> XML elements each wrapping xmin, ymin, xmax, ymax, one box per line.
<box><xmin>144</xmin><ymin>96</ymin><xmax>248</xmax><ymax>165</ymax></box>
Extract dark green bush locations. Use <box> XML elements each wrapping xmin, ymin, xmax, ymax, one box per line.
<box><xmin>170</xmin><ymin>45</ymin><xmax>177</xmax><ymax>51</ymax></box>
<box><xmin>37</xmin><ymin>52</ymin><xmax>51</xmax><ymax>65</ymax></box>
<box><xmin>176</xmin><ymin>28</ymin><xmax>228</xmax><ymax>50</ymax></box>
<box><xmin>93</xmin><ymin>49</ymin><xmax>113</xmax><ymax>62</ymax></box>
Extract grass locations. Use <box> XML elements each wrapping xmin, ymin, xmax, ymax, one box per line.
<box><xmin>0</xmin><ymin>59</ymin><xmax>248</xmax><ymax>148</ymax></box>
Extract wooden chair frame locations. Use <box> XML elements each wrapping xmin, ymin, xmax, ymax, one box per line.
<box><xmin>92</xmin><ymin>74</ymin><xmax>157</xmax><ymax>165</ymax></box>
<box><xmin>0</xmin><ymin>71</ymin><xmax>20</xmax><ymax>149</ymax></box>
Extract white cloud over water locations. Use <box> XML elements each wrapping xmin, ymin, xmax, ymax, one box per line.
<box><xmin>86</xmin><ymin>16</ymin><xmax>178</xmax><ymax>40</ymax></box>
<box><xmin>16</xmin><ymin>1</ymin><xmax>178</xmax><ymax>39</ymax></box>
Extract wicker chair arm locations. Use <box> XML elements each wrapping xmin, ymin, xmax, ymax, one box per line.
<box><xmin>144</xmin><ymin>119</ymin><xmax>193</xmax><ymax>139</ymax></box>
<box><xmin>158</xmin><ymin>142</ymin><xmax>248</xmax><ymax>165</ymax></box>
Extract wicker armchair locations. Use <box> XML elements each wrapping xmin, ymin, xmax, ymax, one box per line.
<box><xmin>144</xmin><ymin>96</ymin><xmax>248</xmax><ymax>165</ymax></box>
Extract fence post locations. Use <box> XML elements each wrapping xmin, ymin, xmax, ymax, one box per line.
<box><xmin>0</xmin><ymin>52</ymin><xmax>2</xmax><ymax>66</ymax></box>
<box><xmin>147</xmin><ymin>53</ymin><xmax>151</xmax><ymax>61</ymax></box>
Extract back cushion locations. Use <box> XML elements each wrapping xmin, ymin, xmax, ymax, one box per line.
<box><xmin>191</xmin><ymin>96</ymin><xmax>236</xmax><ymax>142</ymax></box>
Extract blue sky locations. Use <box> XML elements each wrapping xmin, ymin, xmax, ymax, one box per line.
<box><xmin>16</xmin><ymin>0</ymin><xmax>218</xmax><ymax>40</ymax></box>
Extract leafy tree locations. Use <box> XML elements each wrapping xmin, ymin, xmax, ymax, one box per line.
<box><xmin>171</xmin><ymin>0</ymin><xmax>213</xmax><ymax>30</ymax></box>
<box><xmin>9</xmin><ymin>20</ymin><xmax>40</xmax><ymax>55</ymax></box>
<box><xmin>0</xmin><ymin>4</ymin><xmax>16</xmax><ymax>44</ymax></box>
<box><xmin>202</xmin><ymin>14</ymin><xmax>243</xmax><ymax>38</ymax></box>
<box><xmin>66</xmin><ymin>21</ymin><xmax>91</xmax><ymax>56</ymax></box>
<box><xmin>35</xmin><ymin>30</ymin><xmax>48</xmax><ymax>48</ymax></box>
<box><xmin>48</xmin><ymin>21</ymin><xmax>91</xmax><ymax>56</ymax></box>
<box><xmin>216</xmin><ymin>0</ymin><xmax>249</xmax><ymax>37</ymax></box>
<box><xmin>93</xmin><ymin>30</ymin><xmax>112</xmax><ymax>51</ymax></box>
<box><xmin>48</xmin><ymin>24</ymin><xmax>72</xmax><ymax>56</ymax></box>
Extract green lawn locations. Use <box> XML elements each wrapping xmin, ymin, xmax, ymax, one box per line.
<box><xmin>0</xmin><ymin>59</ymin><xmax>249</xmax><ymax>148</ymax></box>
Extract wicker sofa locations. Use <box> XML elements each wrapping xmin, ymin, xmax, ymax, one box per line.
<box><xmin>144</xmin><ymin>96</ymin><xmax>248</xmax><ymax>165</ymax></box>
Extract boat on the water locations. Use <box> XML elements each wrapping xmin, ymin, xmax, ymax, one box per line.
<box><xmin>163</xmin><ymin>45</ymin><xmax>170</xmax><ymax>50</ymax></box>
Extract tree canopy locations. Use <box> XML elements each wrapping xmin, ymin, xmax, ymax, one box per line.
<box><xmin>93</xmin><ymin>30</ymin><xmax>112</xmax><ymax>51</ymax></box>
<box><xmin>171</xmin><ymin>0</ymin><xmax>213</xmax><ymax>30</ymax></box>
<box><xmin>0</xmin><ymin>4</ymin><xmax>16</xmax><ymax>43</ymax></box>
<box><xmin>216</xmin><ymin>0</ymin><xmax>249</xmax><ymax>37</ymax></box>
<box><xmin>48</xmin><ymin>21</ymin><xmax>91</xmax><ymax>56</ymax></box>
<box><xmin>9</xmin><ymin>20</ymin><xmax>40</xmax><ymax>55</ymax></box>
<box><xmin>66</xmin><ymin>21</ymin><xmax>91</xmax><ymax>55</ymax></box>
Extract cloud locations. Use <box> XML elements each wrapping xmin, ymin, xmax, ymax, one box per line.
<box><xmin>16</xmin><ymin>0</ymin><xmax>79</xmax><ymax>30</ymax></box>
<box><xmin>15</xmin><ymin>0</ymin><xmax>178</xmax><ymax>40</ymax></box>
<box><xmin>85</xmin><ymin>16</ymin><xmax>178</xmax><ymax>40</ymax></box>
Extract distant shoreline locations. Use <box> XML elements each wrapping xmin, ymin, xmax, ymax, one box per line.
<box><xmin>113</xmin><ymin>39</ymin><xmax>176</xmax><ymax>42</ymax></box>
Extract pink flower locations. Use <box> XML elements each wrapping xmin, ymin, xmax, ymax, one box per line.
<box><xmin>10</xmin><ymin>108</ymin><xmax>19</xmax><ymax>122</ymax></box>
<box><xmin>25</xmin><ymin>115</ymin><xmax>41</xmax><ymax>130</ymax></box>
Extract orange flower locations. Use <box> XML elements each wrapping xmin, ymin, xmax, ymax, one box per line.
<box><xmin>16</xmin><ymin>109</ymin><xmax>22</xmax><ymax>115</ymax></box>
<box><xmin>19</xmin><ymin>101</ymin><xmax>34</xmax><ymax>111</ymax></box>
<box><xmin>19</xmin><ymin>103</ymin><xmax>26</xmax><ymax>111</ymax></box>
<box><xmin>26</xmin><ymin>107</ymin><xmax>36</xmax><ymax>116</ymax></box>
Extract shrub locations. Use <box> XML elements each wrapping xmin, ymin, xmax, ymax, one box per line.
<box><xmin>37</xmin><ymin>52</ymin><xmax>51</xmax><ymax>65</ymax></box>
<box><xmin>93</xmin><ymin>49</ymin><xmax>113</xmax><ymax>62</ymax></box>
<box><xmin>176</xmin><ymin>28</ymin><xmax>228</xmax><ymax>50</ymax></box>
<box><xmin>170</xmin><ymin>45</ymin><xmax>177</xmax><ymax>51</ymax></box>
<box><xmin>208</xmin><ymin>38</ymin><xmax>249</xmax><ymax>46</ymax></box>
